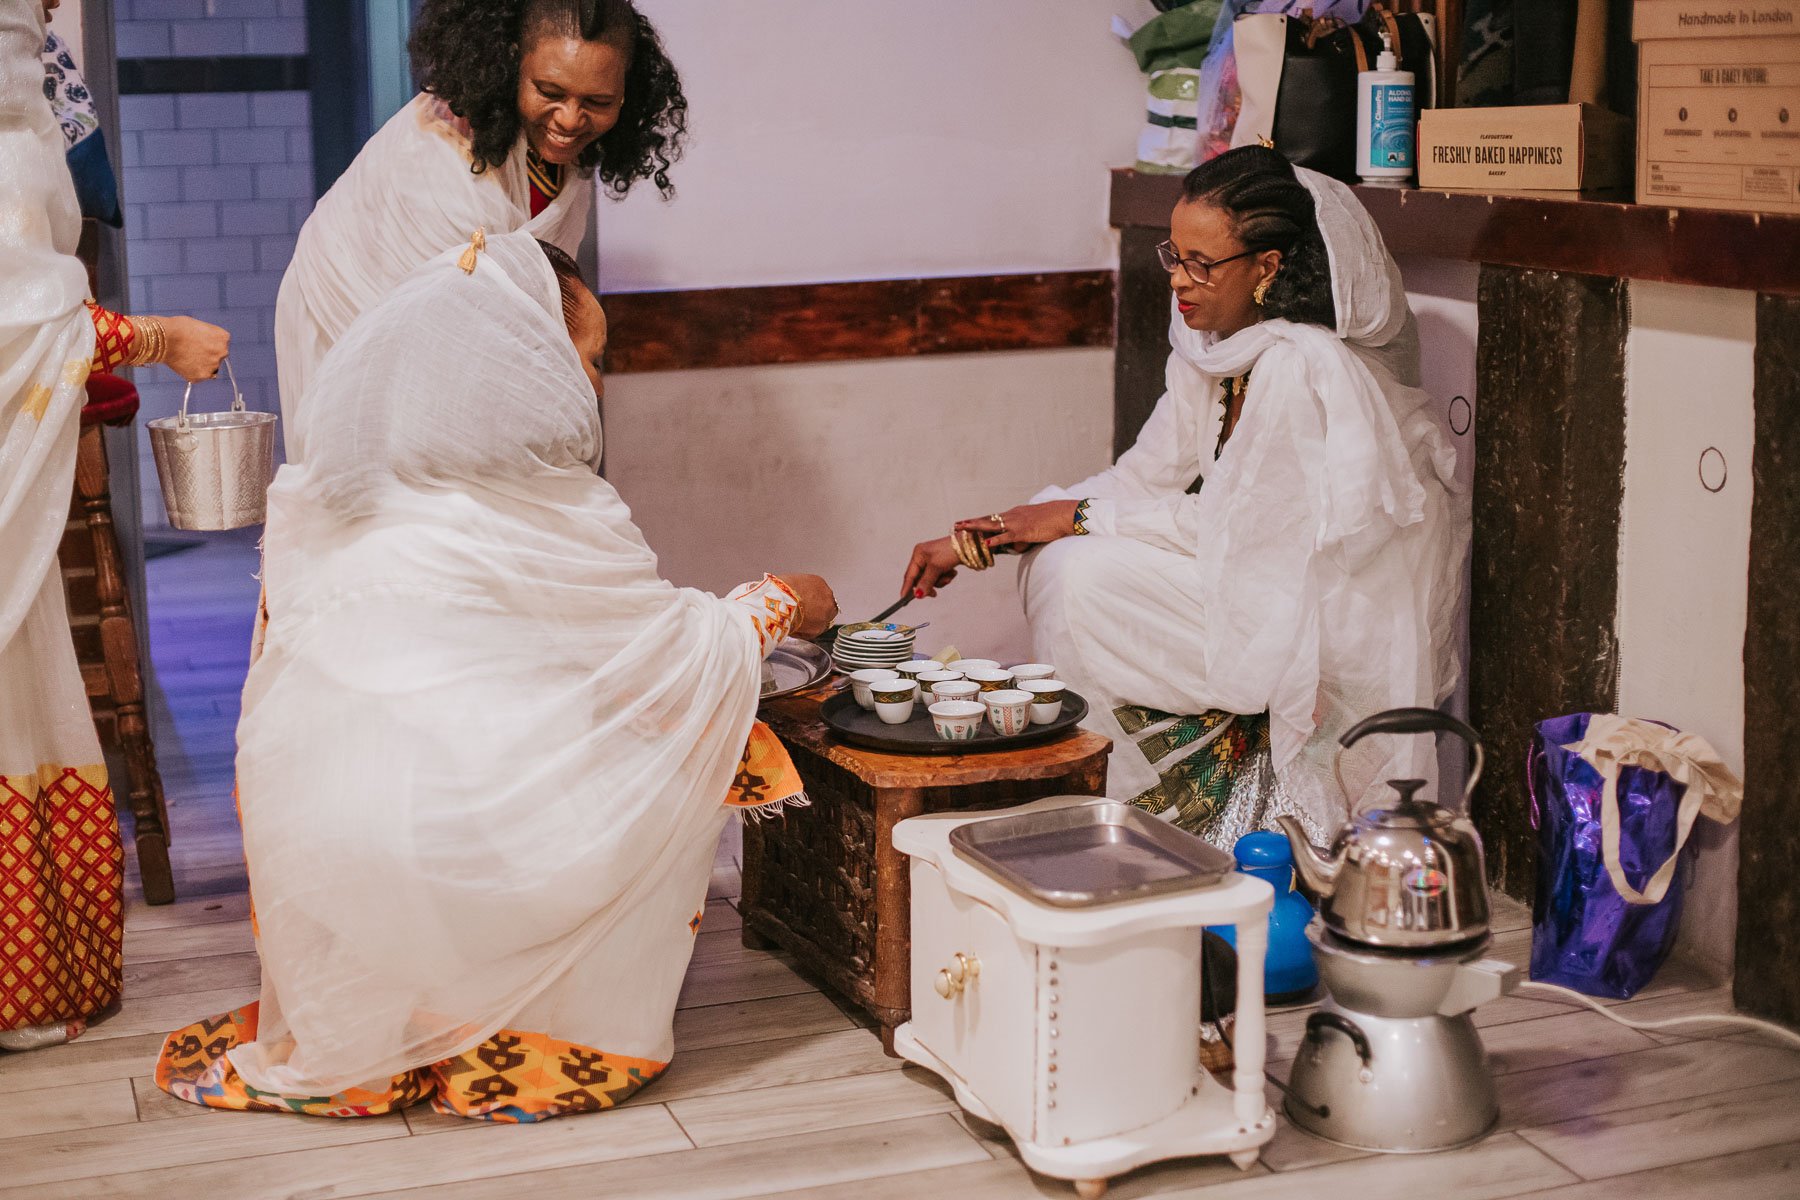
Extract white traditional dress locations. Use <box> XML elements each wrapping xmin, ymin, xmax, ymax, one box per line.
<box><xmin>1023</xmin><ymin>168</ymin><xmax>1466</xmax><ymax>844</ymax></box>
<box><xmin>274</xmin><ymin>94</ymin><xmax>592</xmax><ymax>463</ymax></box>
<box><xmin>157</xmin><ymin>232</ymin><xmax>806</xmax><ymax>1121</ymax></box>
<box><xmin>0</xmin><ymin>1</ymin><xmax>123</xmax><ymax>1052</ymax></box>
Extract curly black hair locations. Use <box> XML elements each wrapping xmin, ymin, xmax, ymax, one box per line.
<box><xmin>1180</xmin><ymin>146</ymin><xmax>1336</xmax><ymax>330</ymax></box>
<box><xmin>410</xmin><ymin>0</ymin><xmax>687</xmax><ymax>199</ymax></box>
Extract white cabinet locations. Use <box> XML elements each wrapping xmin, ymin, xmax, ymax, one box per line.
<box><xmin>908</xmin><ymin>860</ymin><xmax>1040</xmax><ymax>1135</ymax></box>
<box><xmin>893</xmin><ymin>798</ymin><xmax>1278</xmax><ymax>1198</ymax></box>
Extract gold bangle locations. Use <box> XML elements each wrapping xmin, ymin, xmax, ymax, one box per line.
<box><xmin>125</xmin><ymin>316</ymin><xmax>167</xmax><ymax>367</ymax></box>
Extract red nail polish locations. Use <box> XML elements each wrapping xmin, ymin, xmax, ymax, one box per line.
<box><xmin>913</xmin><ymin>588</ymin><xmax>925</xmax><ymax>599</ymax></box>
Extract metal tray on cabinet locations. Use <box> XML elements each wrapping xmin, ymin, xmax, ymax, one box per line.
<box><xmin>948</xmin><ymin>801</ymin><xmax>1236</xmax><ymax>907</ymax></box>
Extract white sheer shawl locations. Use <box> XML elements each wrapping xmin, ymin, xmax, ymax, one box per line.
<box><xmin>230</xmin><ymin>231</ymin><xmax>764</xmax><ymax>1094</ymax></box>
<box><xmin>274</xmin><ymin>94</ymin><xmax>592</xmax><ymax>462</ymax></box>
<box><xmin>1034</xmin><ymin>167</ymin><xmax>1465</xmax><ymax>818</ymax></box>
<box><xmin>0</xmin><ymin>0</ymin><xmax>102</xmax><ymax>788</ymax></box>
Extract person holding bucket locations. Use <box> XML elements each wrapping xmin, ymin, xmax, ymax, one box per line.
<box><xmin>0</xmin><ymin>1</ymin><xmax>227</xmax><ymax>1055</ymax></box>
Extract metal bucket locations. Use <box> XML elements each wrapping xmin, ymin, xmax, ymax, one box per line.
<box><xmin>146</xmin><ymin>359</ymin><xmax>278</xmax><ymax>531</ymax></box>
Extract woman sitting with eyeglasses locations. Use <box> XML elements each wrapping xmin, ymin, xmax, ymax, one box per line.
<box><xmin>899</xmin><ymin>146</ymin><xmax>1467</xmax><ymax>846</ymax></box>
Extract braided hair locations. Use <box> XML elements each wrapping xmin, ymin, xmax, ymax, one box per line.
<box><xmin>1180</xmin><ymin>146</ymin><xmax>1336</xmax><ymax>330</ymax></box>
<box><xmin>410</xmin><ymin>0</ymin><xmax>687</xmax><ymax>197</ymax></box>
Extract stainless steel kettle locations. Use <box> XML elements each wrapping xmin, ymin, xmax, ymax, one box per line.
<box><xmin>1275</xmin><ymin>708</ymin><xmax>1489</xmax><ymax>949</ymax></box>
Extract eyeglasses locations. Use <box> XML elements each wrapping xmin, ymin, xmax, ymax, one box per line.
<box><xmin>1155</xmin><ymin>240</ymin><xmax>1259</xmax><ymax>286</ymax></box>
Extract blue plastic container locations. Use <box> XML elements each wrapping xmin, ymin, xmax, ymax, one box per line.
<box><xmin>1212</xmin><ymin>831</ymin><xmax>1319</xmax><ymax>1005</ymax></box>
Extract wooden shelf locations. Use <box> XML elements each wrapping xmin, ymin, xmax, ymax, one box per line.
<box><xmin>1109</xmin><ymin>168</ymin><xmax>1800</xmax><ymax>297</ymax></box>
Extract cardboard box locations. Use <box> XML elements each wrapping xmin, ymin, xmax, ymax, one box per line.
<box><xmin>1418</xmin><ymin>104</ymin><xmax>1635</xmax><ymax>191</ymax></box>
<box><xmin>1634</xmin><ymin>0</ymin><xmax>1800</xmax><ymax>213</ymax></box>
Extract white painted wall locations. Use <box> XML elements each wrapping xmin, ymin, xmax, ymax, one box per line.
<box><xmin>1396</xmin><ymin>255</ymin><xmax>1480</xmax><ymax>799</ymax></box>
<box><xmin>596</xmin><ymin>1</ymin><xmax>1143</xmax><ymax>663</ymax></box>
<box><xmin>1617</xmin><ymin>281</ymin><xmax>1756</xmax><ymax>980</ymax></box>
<box><xmin>604</xmin><ymin>349</ymin><xmax>1114</xmax><ymax>664</ymax></box>
<box><xmin>595</xmin><ymin>0</ymin><xmax>1145</xmax><ymax>290</ymax></box>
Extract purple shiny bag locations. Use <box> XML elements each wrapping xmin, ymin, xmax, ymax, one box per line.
<box><xmin>1527</xmin><ymin>713</ymin><xmax>1693</xmax><ymax>999</ymax></box>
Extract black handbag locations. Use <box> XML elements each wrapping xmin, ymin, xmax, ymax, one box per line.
<box><xmin>1232</xmin><ymin>4</ymin><xmax>1438</xmax><ymax>182</ymax></box>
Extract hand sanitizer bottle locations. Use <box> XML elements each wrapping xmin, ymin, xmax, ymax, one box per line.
<box><xmin>1356</xmin><ymin>32</ymin><xmax>1415</xmax><ymax>185</ymax></box>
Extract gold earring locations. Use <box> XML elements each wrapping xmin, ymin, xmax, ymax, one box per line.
<box><xmin>1253</xmin><ymin>278</ymin><xmax>1271</xmax><ymax>306</ymax></box>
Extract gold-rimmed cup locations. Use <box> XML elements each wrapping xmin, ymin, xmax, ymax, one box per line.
<box><xmin>964</xmin><ymin>668</ymin><xmax>1015</xmax><ymax>693</ymax></box>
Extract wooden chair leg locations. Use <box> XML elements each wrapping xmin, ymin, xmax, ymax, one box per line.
<box><xmin>75</xmin><ymin>425</ymin><xmax>175</xmax><ymax>905</ymax></box>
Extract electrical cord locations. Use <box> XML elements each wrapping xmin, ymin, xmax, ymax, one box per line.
<box><xmin>1516</xmin><ymin>981</ymin><xmax>1800</xmax><ymax>1049</ymax></box>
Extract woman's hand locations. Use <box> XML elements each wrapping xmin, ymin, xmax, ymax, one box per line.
<box><xmin>158</xmin><ymin>316</ymin><xmax>231</xmax><ymax>383</ymax></box>
<box><xmin>773</xmin><ymin>573</ymin><xmax>838</xmax><ymax>640</ymax></box>
<box><xmin>900</xmin><ymin>536</ymin><xmax>962</xmax><ymax>600</ymax></box>
<box><xmin>954</xmin><ymin>500</ymin><xmax>1080</xmax><ymax>551</ymax></box>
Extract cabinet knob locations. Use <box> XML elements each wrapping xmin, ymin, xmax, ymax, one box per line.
<box><xmin>957</xmin><ymin>952</ymin><xmax>981</xmax><ymax>981</ymax></box>
<box><xmin>934</xmin><ymin>969</ymin><xmax>958</xmax><ymax>1000</ymax></box>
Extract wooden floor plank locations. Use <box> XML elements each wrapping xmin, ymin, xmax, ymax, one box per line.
<box><xmin>1158</xmin><ymin>1133</ymin><xmax>1572</xmax><ymax>1199</ymax></box>
<box><xmin>634</xmin><ymin>1028</ymin><xmax>901</xmax><ymax>1107</ymax></box>
<box><xmin>1496</xmin><ymin>1037</ymin><xmax>1800</xmax><ymax>1131</ymax></box>
<box><xmin>763</xmin><ymin>1157</ymin><xmax>1054</xmax><ymax>1200</ymax></box>
<box><xmin>123</xmin><ymin>950</ymin><xmax>259</xmax><ymax>999</ymax></box>
<box><xmin>1519</xmin><ymin>1078</ymin><xmax>1800</xmax><ymax>1181</ymax></box>
<box><xmin>132</xmin><ymin>1074</ymin><xmax>216</xmax><ymax>1122</ymax></box>
<box><xmin>0</xmin><ymin>1079</ymin><xmax>137</xmax><ymax>1141</ymax></box>
<box><xmin>359</xmin><ymin>1113</ymin><xmax>991</xmax><ymax>1200</ymax></box>
<box><xmin>672</xmin><ymin>991</ymin><xmax>856</xmax><ymax>1052</ymax></box>
<box><xmin>1517</xmin><ymin>1139</ymin><xmax>1800</xmax><ymax>1198</ymax></box>
<box><xmin>20</xmin><ymin>1104</ymin><xmax>691</xmax><ymax>1200</ymax></box>
<box><xmin>0</xmin><ymin>1108</ymin><xmax>407</xmax><ymax>1192</ymax></box>
<box><xmin>677</xmin><ymin>951</ymin><xmax>816</xmax><ymax>1010</ymax></box>
<box><xmin>0</xmin><ymin>1031</ymin><xmax>168</xmax><ymax>1093</ymax></box>
<box><xmin>123</xmin><ymin>917</ymin><xmax>256</xmax><ymax>965</ymax></box>
<box><xmin>83</xmin><ymin>985</ymin><xmax>255</xmax><ymax>1043</ymax></box>
<box><xmin>668</xmin><ymin>1065</ymin><xmax>958</xmax><ymax>1146</ymax></box>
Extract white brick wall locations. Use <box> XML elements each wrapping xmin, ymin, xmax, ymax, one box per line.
<box><xmin>118</xmin><ymin>74</ymin><xmax>313</xmax><ymax>526</ymax></box>
<box><xmin>114</xmin><ymin>0</ymin><xmax>307</xmax><ymax>61</ymax></box>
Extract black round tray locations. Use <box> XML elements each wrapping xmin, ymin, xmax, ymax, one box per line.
<box><xmin>819</xmin><ymin>689</ymin><xmax>1090</xmax><ymax>755</ymax></box>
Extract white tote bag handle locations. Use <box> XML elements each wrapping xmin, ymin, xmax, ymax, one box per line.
<box><xmin>1567</xmin><ymin>715</ymin><xmax>1744</xmax><ymax>906</ymax></box>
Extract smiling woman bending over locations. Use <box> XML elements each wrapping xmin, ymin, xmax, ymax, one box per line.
<box><xmin>273</xmin><ymin>0</ymin><xmax>686</xmax><ymax>464</ymax></box>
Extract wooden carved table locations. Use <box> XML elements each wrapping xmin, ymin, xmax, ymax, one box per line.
<box><xmin>745</xmin><ymin>684</ymin><xmax>1111</xmax><ymax>1052</ymax></box>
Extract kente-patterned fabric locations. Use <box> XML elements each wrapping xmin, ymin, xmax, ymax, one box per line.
<box><xmin>0</xmin><ymin>764</ymin><xmax>123</xmax><ymax>1032</ymax></box>
<box><xmin>156</xmin><ymin>1002</ymin><xmax>667</xmax><ymax>1122</ymax></box>
<box><xmin>1117</xmin><ymin>705</ymin><xmax>1270</xmax><ymax>835</ymax></box>
<box><xmin>525</xmin><ymin>150</ymin><xmax>563</xmax><ymax>218</ymax></box>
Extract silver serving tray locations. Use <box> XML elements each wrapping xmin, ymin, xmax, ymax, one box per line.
<box><xmin>760</xmin><ymin>638</ymin><xmax>833</xmax><ymax>701</ymax></box>
<box><xmin>948</xmin><ymin>801</ymin><xmax>1236</xmax><ymax>907</ymax></box>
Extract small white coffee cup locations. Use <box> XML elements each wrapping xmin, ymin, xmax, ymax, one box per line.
<box><xmin>930</xmin><ymin>679</ymin><xmax>980</xmax><ymax>704</ymax></box>
<box><xmin>1021</xmin><ymin>678</ymin><xmax>1065</xmax><ymax>725</ymax></box>
<box><xmin>1009</xmin><ymin>663</ymin><xmax>1057</xmax><ymax>683</ymax></box>
<box><xmin>895</xmin><ymin>661</ymin><xmax>940</xmax><ymax>689</ymax></box>
<box><xmin>983</xmin><ymin>688</ymin><xmax>1032</xmax><ymax>736</ymax></box>
<box><xmin>964</xmin><ymin>668</ymin><xmax>1015</xmax><ymax>694</ymax></box>
<box><xmin>870</xmin><ymin>678</ymin><xmax>919</xmax><ymax>725</ymax></box>
<box><xmin>949</xmin><ymin>658</ymin><xmax>1000</xmax><ymax>673</ymax></box>
<box><xmin>849</xmin><ymin>668</ymin><xmax>900</xmax><ymax>710</ymax></box>
<box><xmin>930</xmin><ymin>700</ymin><xmax>985</xmax><ymax>741</ymax></box>
<box><xmin>916</xmin><ymin>669</ymin><xmax>963</xmax><ymax>697</ymax></box>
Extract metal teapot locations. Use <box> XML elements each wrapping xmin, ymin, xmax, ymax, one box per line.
<box><xmin>1275</xmin><ymin>708</ymin><xmax>1489</xmax><ymax>950</ymax></box>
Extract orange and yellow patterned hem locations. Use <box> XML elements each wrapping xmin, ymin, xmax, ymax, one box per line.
<box><xmin>156</xmin><ymin>1002</ymin><xmax>666</xmax><ymax>1122</ymax></box>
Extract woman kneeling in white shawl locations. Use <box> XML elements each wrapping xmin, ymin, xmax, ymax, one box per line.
<box><xmin>157</xmin><ymin>231</ymin><xmax>836</xmax><ymax>1122</ymax></box>
<box><xmin>901</xmin><ymin>147</ymin><xmax>1467</xmax><ymax>845</ymax></box>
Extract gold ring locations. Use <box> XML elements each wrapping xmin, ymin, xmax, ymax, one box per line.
<box><xmin>989</xmin><ymin>513</ymin><xmax>1006</xmax><ymax>533</ymax></box>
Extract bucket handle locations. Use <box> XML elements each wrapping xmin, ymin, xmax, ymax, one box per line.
<box><xmin>176</xmin><ymin>358</ymin><xmax>245</xmax><ymax>431</ymax></box>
